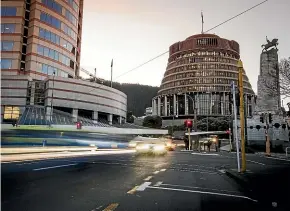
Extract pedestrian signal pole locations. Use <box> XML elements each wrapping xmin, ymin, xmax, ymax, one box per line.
<box><xmin>238</xmin><ymin>60</ymin><xmax>246</xmax><ymax>173</ymax></box>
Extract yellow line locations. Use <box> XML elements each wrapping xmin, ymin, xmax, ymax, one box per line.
<box><xmin>127</xmin><ymin>186</ymin><xmax>139</xmax><ymax>194</ymax></box>
<box><xmin>144</xmin><ymin>176</ymin><xmax>153</xmax><ymax>181</ymax></box>
<box><xmin>102</xmin><ymin>203</ymin><xmax>119</xmax><ymax>211</ymax></box>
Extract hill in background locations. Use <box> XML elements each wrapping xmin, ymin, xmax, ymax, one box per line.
<box><xmin>101</xmin><ymin>80</ymin><xmax>159</xmax><ymax>117</ymax></box>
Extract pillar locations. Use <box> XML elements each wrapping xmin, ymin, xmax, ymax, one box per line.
<box><xmin>173</xmin><ymin>94</ymin><xmax>177</xmax><ymax>116</ymax></box>
<box><xmin>72</xmin><ymin>108</ymin><xmax>78</xmax><ymax>122</ymax></box>
<box><xmin>209</xmin><ymin>93</ymin><xmax>213</xmax><ymax>115</ymax></box>
<box><xmin>157</xmin><ymin>97</ymin><xmax>161</xmax><ymax>116</ymax></box>
<box><xmin>30</xmin><ymin>82</ymin><xmax>35</xmax><ymax>105</ymax></box>
<box><xmin>176</xmin><ymin>95</ymin><xmax>179</xmax><ymax>116</ymax></box>
<box><xmin>222</xmin><ymin>92</ymin><xmax>226</xmax><ymax>115</ymax></box>
<box><xmin>185</xmin><ymin>94</ymin><xmax>188</xmax><ymax>115</ymax></box>
<box><xmin>152</xmin><ymin>98</ymin><xmax>157</xmax><ymax>115</ymax></box>
<box><xmin>93</xmin><ymin>111</ymin><xmax>98</xmax><ymax>121</ymax></box>
<box><xmin>118</xmin><ymin>116</ymin><xmax>122</xmax><ymax>124</ymax></box>
<box><xmin>196</xmin><ymin>93</ymin><xmax>199</xmax><ymax>115</ymax></box>
<box><xmin>107</xmin><ymin>113</ymin><xmax>113</xmax><ymax>125</ymax></box>
<box><xmin>164</xmin><ymin>95</ymin><xmax>168</xmax><ymax>116</ymax></box>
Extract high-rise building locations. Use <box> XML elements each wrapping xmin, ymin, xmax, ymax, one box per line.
<box><xmin>1</xmin><ymin>0</ymin><xmax>83</xmax><ymax>79</ymax></box>
<box><xmin>152</xmin><ymin>33</ymin><xmax>256</xmax><ymax>121</ymax></box>
<box><xmin>1</xmin><ymin>0</ymin><xmax>128</xmax><ymax>125</ymax></box>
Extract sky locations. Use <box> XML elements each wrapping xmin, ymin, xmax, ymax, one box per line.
<box><xmin>80</xmin><ymin>0</ymin><xmax>290</xmax><ymax>107</ymax></box>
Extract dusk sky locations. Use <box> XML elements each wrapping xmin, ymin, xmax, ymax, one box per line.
<box><xmin>80</xmin><ymin>0</ymin><xmax>290</xmax><ymax>106</ymax></box>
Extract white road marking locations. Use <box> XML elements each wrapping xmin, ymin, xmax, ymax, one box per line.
<box><xmin>33</xmin><ymin>163</ymin><xmax>77</xmax><ymax>171</ymax></box>
<box><xmin>169</xmin><ymin>168</ymin><xmax>217</xmax><ymax>174</ymax></box>
<box><xmin>160</xmin><ymin>183</ymin><xmax>241</xmax><ymax>194</ymax></box>
<box><xmin>154</xmin><ymin>181</ymin><xmax>163</xmax><ymax>187</ymax></box>
<box><xmin>148</xmin><ymin>186</ymin><xmax>258</xmax><ymax>202</ymax></box>
<box><xmin>153</xmin><ymin>170</ymin><xmax>160</xmax><ymax>174</ymax></box>
<box><xmin>218</xmin><ymin>169</ymin><xmax>226</xmax><ymax>174</ymax></box>
<box><xmin>247</xmin><ymin>160</ymin><xmax>265</xmax><ymax>165</ymax></box>
<box><xmin>136</xmin><ymin>182</ymin><xmax>151</xmax><ymax>191</ymax></box>
<box><xmin>265</xmin><ymin>156</ymin><xmax>290</xmax><ymax>162</ymax></box>
<box><xmin>144</xmin><ymin>176</ymin><xmax>153</xmax><ymax>181</ymax></box>
<box><xmin>191</xmin><ymin>153</ymin><xmax>219</xmax><ymax>156</ymax></box>
<box><xmin>160</xmin><ymin>168</ymin><xmax>166</xmax><ymax>172</ymax></box>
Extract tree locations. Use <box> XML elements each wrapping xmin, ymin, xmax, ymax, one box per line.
<box><xmin>265</xmin><ymin>57</ymin><xmax>290</xmax><ymax>98</ymax></box>
<box><xmin>127</xmin><ymin>111</ymin><xmax>134</xmax><ymax>123</ymax></box>
<box><xmin>143</xmin><ymin>115</ymin><xmax>162</xmax><ymax>129</ymax></box>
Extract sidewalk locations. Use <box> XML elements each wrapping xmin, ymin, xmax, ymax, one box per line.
<box><xmin>225</xmin><ymin>166</ymin><xmax>290</xmax><ymax>210</ymax></box>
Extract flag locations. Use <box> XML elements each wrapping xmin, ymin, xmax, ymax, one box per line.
<box><xmin>111</xmin><ymin>59</ymin><xmax>113</xmax><ymax>68</ymax></box>
<box><xmin>201</xmin><ymin>11</ymin><xmax>204</xmax><ymax>24</ymax></box>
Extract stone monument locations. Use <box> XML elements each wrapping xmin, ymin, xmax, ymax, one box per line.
<box><xmin>256</xmin><ymin>36</ymin><xmax>281</xmax><ymax>114</ymax></box>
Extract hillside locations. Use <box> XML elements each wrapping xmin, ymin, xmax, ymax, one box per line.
<box><xmin>102</xmin><ymin>80</ymin><xmax>159</xmax><ymax>117</ymax></box>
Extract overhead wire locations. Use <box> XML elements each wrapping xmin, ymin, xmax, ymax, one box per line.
<box><xmin>84</xmin><ymin>0</ymin><xmax>270</xmax><ymax>94</ymax></box>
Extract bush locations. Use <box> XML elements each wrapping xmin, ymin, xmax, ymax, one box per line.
<box><xmin>143</xmin><ymin>115</ymin><xmax>162</xmax><ymax>129</ymax></box>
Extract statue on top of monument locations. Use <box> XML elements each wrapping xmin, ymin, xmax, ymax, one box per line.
<box><xmin>261</xmin><ymin>36</ymin><xmax>279</xmax><ymax>52</ymax></box>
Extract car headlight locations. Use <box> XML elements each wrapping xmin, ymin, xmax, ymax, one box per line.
<box><xmin>154</xmin><ymin>145</ymin><xmax>165</xmax><ymax>151</ymax></box>
<box><xmin>136</xmin><ymin>144</ymin><xmax>150</xmax><ymax>150</ymax></box>
<box><xmin>129</xmin><ymin>142</ymin><xmax>137</xmax><ymax>147</ymax></box>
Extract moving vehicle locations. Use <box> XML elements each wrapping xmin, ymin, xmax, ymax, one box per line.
<box><xmin>135</xmin><ymin>141</ymin><xmax>167</xmax><ymax>155</ymax></box>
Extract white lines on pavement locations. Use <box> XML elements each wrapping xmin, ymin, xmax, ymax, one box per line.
<box><xmin>33</xmin><ymin>163</ymin><xmax>77</xmax><ymax>171</ymax></box>
<box><xmin>218</xmin><ymin>169</ymin><xmax>226</xmax><ymax>174</ymax></box>
<box><xmin>136</xmin><ymin>182</ymin><xmax>151</xmax><ymax>191</ymax></box>
<box><xmin>153</xmin><ymin>170</ymin><xmax>160</xmax><ymax>174</ymax></box>
<box><xmin>265</xmin><ymin>156</ymin><xmax>290</xmax><ymax>162</ymax></box>
<box><xmin>169</xmin><ymin>168</ymin><xmax>218</xmax><ymax>175</ymax></box>
<box><xmin>147</xmin><ymin>186</ymin><xmax>258</xmax><ymax>202</ymax></box>
<box><xmin>160</xmin><ymin>183</ymin><xmax>241</xmax><ymax>194</ymax></box>
<box><xmin>191</xmin><ymin>153</ymin><xmax>220</xmax><ymax>156</ymax></box>
<box><xmin>247</xmin><ymin>160</ymin><xmax>265</xmax><ymax>166</ymax></box>
<box><xmin>160</xmin><ymin>168</ymin><xmax>166</xmax><ymax>172</ymax></box>
<box><xmin>154</xmin><ymin>181</ymin><xmax>163</xmax><ymax>187</ymax></box>
<box><xmin>144</xmin><ymin>176</ymin><xmax>153</xmax><ymax>181</ymax></box>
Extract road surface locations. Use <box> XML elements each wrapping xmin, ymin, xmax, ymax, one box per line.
<box><xmin>2</xmin><ymin>151</ymin><xmax>289</xmax><ymax>211</ymax></box>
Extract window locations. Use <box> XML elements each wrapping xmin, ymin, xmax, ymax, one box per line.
<box><xmin>0</xmin><ymin>59</ymin><xmax>12</xmax><ymax>69</ymax></box>
<box><xmin>1</xmin><ymin>7</ymin><xmax>17</xmax><ymax>16</ymax></box>
<box><xmin>65</xmin><ymin>9</ymin><xmax>77</xmax><ymax>26</ymax></box>
<box><xmin>3</xmin><ymin>106</ymin><xmax>20</xmax><ymax>120</ymax></box>
<box><xmin>66</xmin><ymin>0</ymin><xmax>79</xmax><ymax>12</ymax></box>
<box><xmin>1</xmin><ymin>23</ymin><xmax>16</xmax><ymax>33</ymax></box>
<box><xmin>41</xmin><ymin>0</ymin><xmax>62</xmax><ymax>14</ymax></box>
<box><xmin>1</xmin><ymin>41</ymin><xmax>14</xmax><ymax>51</ymax></box>
<box><xmin>40</xmin><ymin>12</ymin><xmax>61</xmax><ymax>29</ymax></box>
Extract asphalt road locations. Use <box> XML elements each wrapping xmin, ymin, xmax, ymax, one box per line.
<box><xmin>2</xmin><ymin>150</ymin><xmax>289</xmax><ymax>211</ymax></box>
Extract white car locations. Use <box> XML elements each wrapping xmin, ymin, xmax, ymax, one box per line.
<box><xmin>135</xmin><ymin>141</ymin><xmax>167</xmax><ymax>155</ymax></box>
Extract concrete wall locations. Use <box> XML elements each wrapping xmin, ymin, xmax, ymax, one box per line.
<box><xmin>43</xmin><ymin>77</ymin><xmax>127</xmax><ymax>118</ymax></box>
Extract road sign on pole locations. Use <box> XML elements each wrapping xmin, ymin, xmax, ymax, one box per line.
<box><xmin>232</xmin><ymin>81</ymin><xmax>240</xmax><ymax>172</ymax></box>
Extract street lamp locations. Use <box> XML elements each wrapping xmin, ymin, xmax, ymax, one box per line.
<box><xmin>49</xmin><ymin>71</ymin><xmax>55</xmax><ymax>126</ymax></box>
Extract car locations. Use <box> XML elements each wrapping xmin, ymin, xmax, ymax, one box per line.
<box><xmin>135</xmin><ymin>141</ymin><xmax>167</xmax><ymax>155</ymax></box>
<box><xmin>165</xmin><ymin>140</ymin><xmax>176</xmax><ymax>151</ymax></box>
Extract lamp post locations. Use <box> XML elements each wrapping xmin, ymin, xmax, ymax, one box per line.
<box><xmin>49</xmin><ymin>71</ymin><xmax>55</xmax><ymax>126</ymax></box>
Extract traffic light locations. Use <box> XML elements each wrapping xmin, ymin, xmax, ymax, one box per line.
<box><xmin>269</xmin><ymin>113</ymin><xmax>273</xmax><ymax>123</ymax></box>
<box><xmin>76</xmin><ymin>121</ymin><xmax>82</xmax><ymax>129</ymax></box>
<box><xmin>260</xmin><ymin>113</ymin><xmax>264</xmax><ymax>123</ymax></box>
<box><xmin>184</xmin><ymin>120</ymin><xmax>193</xmax><ymax>129</ymax></box>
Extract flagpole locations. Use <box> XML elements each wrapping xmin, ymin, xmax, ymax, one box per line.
<box><xmin>201</xmin><ymin>11</ymin><xmax>204</xmax><ymax>34</ymax></box>
<box><xmin>110</xmin><ymin>59</ymin><xmax>113</xmax><ymax>88</ymax></box>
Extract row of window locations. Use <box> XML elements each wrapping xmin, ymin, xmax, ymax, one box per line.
<box><xmin>37</xmin><ymin>45</ymin><xmax>74</xmax><ymax>69</ymax></box>
<box><xmin>1</xmin><ymin>23</ymin><xmax>15</xmax><ymax>33</ymax></box>
<box><xmin>40</xmin><ymin>12</ymin><xmax>77</xmax><ymax>40</ymax></box>
<box><xmin>197</xmin><ymin>38</ymin><xmax>218</xmax><ymax>46</ymax></box>
<box><xmin>1</xmin><ymin>7</ymin><xmax>17</xmax><ymax>16</ymax></box>
<box><xmin>39</xmin><ymin>27</ymin><xmax>75</xmax><ymax>53</ymax></box>
<box><xmin>163</xmin><ymin>70</ymin><xmax>249</xmax><ymax>83</ymax></box>
<box><xmin>170</xmin><ymin>51</ymin><xmax>238</xmax><ymax>63</ymax></box>
<box><xmin>35</xmin><ymin>62</ymin><xmax>72</xmax><ymax>78</ymax></box>
<box><xmin>0</xmin><ymin>59</ymin><xmax>13</xmax><ymax>69</ymax></box>
<box><xmin>41</xmin><ymin>0</ymin><xmax>77</xmax><ymax>26</ymax></box>
<box><xmin>66</xmin><ymin>0</ymin><xmax>79</xmax><ymax>12</ymax></box>
<box><xmin>1</xmin><ymin>41</ymin><xmax>14</xmax><ymax>51</ymax></box>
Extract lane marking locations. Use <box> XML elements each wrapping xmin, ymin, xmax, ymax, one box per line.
<box><xmin>191</xmin><ymin>153</ymin><xmax>220</xmax><ymax>156</ymax></box>
<box><xmin>265</xmin><ymin>156</ymin><xmax>290</xmax><ymax>162</ymax></box>
<box><xmin>160</xmin><ymin>183</ymin><xmax>241</xmax><ymax>194</ymax></box>
<box><xmin>33</xmin><ymin>163</ymin><xmax>77</xmax><ymax>171</ymax></box>
<box><xmin>160</xmin><ymin>168</ymin><xmax>166</xmax><ymax>172</ymax></box>
<box><xmin>144</xmin><ymin>176</ymin><xmax>153</xmax><ymax>181</ymax></box>
<box><xmin>154</xmin><ymin>181</ymin><xmax>163</xmax><ymax>187</ymax></box>
<box><xmin>153</xmin><ymin>170</ymin><xmax>160</xmax><ymax>174</ymax></box>
<box><xmin>247</xmin><ymin>160</ymin><xmax>265</xmax><ymax>165</ymax></box>
<box><xmin>102</xmin><ymin>203</ymin><xmax>119</xmax><ymax>211</ymax></box>
<box><xmin>148</xmin><ymin>186</ymin><xmax>258</xmax><ymax>202</ymax></box>
<box><xmin>127</xmin><ymin>186</ymin><xmax>139</xmax><ymax>194</ymax></box>
<box><xmin>218</xmin><ymin>169</ymin><xmax>226</xmax><ymax>174</ymax></box>
<box><xmin>169</xmin><ymin>168</ymin><xmax>217</xmax><ymax>174</ymax></box>
<box><xmin>136</xmin><ymin>182</ymin><xmax>151</xmax><ymax>191</ymax></box>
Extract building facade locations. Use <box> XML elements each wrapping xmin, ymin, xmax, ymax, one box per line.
<box><xmin>152</xmin><ymin>34</ymin><xmax>255</xmax><ymax>120</ymax></box>
<box><xmin>1</xmin><ymin>0</ymin><xmax>127</xmax><ymax>124</ymax></box>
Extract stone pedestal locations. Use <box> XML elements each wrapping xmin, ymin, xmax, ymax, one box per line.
<box><xmin>256</xmin><ymin>48</ymin><xmax>280</xmax><ymax>114</ymax></box>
